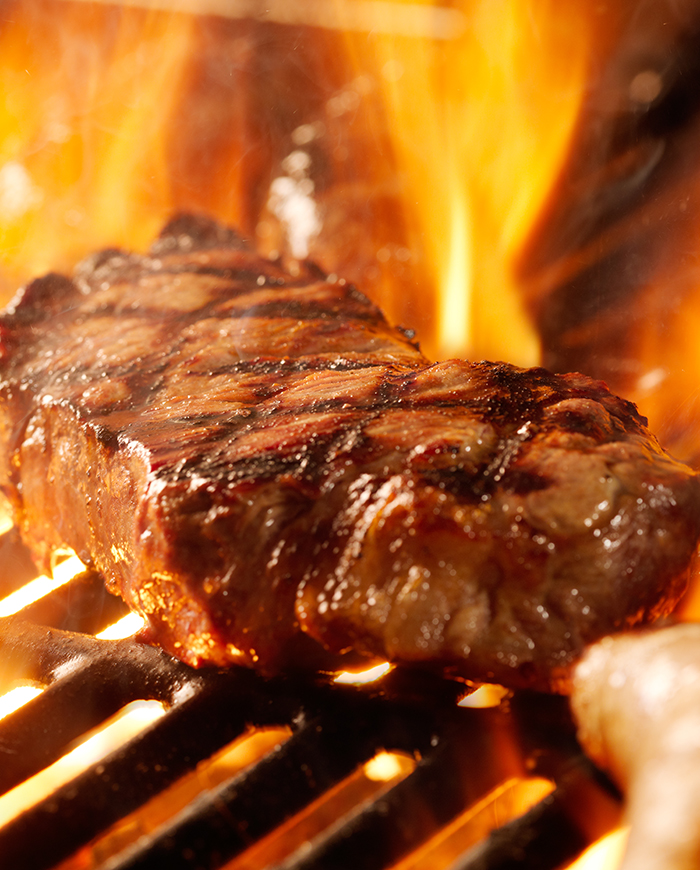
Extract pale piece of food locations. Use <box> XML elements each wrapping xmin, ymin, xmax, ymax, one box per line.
<box><xmin>0</xmin><ymin>214</ymin><xmax>699</xmax><ymax>693</ymax></box>
<box><xmin>572</xmin><ymin>624</ymin><xmax>700</xmax><ymax>870</ymax></box>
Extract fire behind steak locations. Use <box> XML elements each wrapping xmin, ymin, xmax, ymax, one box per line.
<box><xmin>0</xmin><ymin>214</ymin><xmax>698</xmax><ymax>693</ymax></box>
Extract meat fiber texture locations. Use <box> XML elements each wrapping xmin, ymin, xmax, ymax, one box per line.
<box><xmin>0</xmin><ymin>214</ymin><xmax>698</xmax><ymax>693</ymax></box>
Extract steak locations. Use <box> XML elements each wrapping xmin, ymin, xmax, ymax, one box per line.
<box><xmin>0</xmin><ymin>214</ymin><xmax>698</xmax><ymax>692</ymax></box>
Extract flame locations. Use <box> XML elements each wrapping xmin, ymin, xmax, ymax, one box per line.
<box><xmin>0</xmin><ymin>4</ymin><xmax>201</xmax><ymax>296</ymax></box>
<box><xmin>58</xmin><ymin>726</ymin><xmax>292</xmax><ymax>868</ymax></box>
<box><xmin>392</xmin><ymin>776</ymin><xmax>554</xmax><ymax>870</ymax></box>
<box><xmin>1</xmin><ymin>1</ymin><xmax>694</xmax><ymax>462</ymax></box>
<box><xmin>226</xmin><ymin>748</ymin><xmax>415</xmax><ymax>870</ymax></box>
<box><xmin>0</xmin><ymin>573</ymin><xmax>145</xmax><ymax>727</ymax></box>
<box><xmin>0</xmin><ymin>0</ymin><xmax>591</xmax><ymax>368</ymax></box>
<box><xmin>0</xmin><ymin>551</ymin><xmax>84</xmax><ymax>616</ymax></box>
<box><xmin>335</xmin><ymin>0</ymin><xmax>593</xmax><ymax>361</ymax></box>
<box><xmin>458</xmin><ymin>683</ymin><xmax>511</xmax><ymax>709</ymax></box>
<box><xmin>0</xmin><ymin>510</ymin><xmax>12</xmax><ymax>538</ymax></box>
<box><xmin>0</xmin><ymin>8</ymin><xmax>692</xmax><ymax>867</ymax></box>
<box><xmin>364</xmin><ymin>750</ymin><xmax>407</xmax><ymax>782</ymax></box>
<box><xmin>628</xmin><ymin>294</ymin><xmax>700</xmax><ymax>464</ymax></box>
<box><xmin>97</xmin><ymin>612</ymin><xmax>146</xmax><ymax>640</ymax></box>
<box><xmin>333</xmin><ymin>661</ymin><xmax>394</xmax><ymax>684</ymax></box>
<box><xmin>0</xmin><ymin>684</ymin><xmax>43</xmax><ymax>721</ymax></box>
<box><xmin>567</xmin><ymin>828</ymin><xmax>629</xmax><ymax>870</ymax></box>
<box><xmin>0</xmin><ymin>699</ymin><xmax>165</xmax><ymax>828</ymax></box>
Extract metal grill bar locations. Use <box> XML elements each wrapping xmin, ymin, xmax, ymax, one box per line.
<box><xmin>0</xmin><ymin>556</ymin><xmax>622</xmax><ymax>870</ymax></box>
<box><xmin>451</xmin><ymin>773</ymin><xmax>622</xmax><ymax>870</ymax></box>
<box><xmin>105</xmin><ymin>694</ymin><xmax>515</xmax><ymax>870</ymax></box>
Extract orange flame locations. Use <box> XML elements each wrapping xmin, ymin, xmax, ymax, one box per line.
<box><xmin>1</xmin><ymin>0</ymin><xmax>696</xmax><ymax>463</ymax></box>
<box><xmin>568</xmin><ymin>828</ymin><xmax>629</xmax><ymax>870</ymax></box>
<box><xmin>0</xmin><ymin>10</ymin><xmax>696</xmax><ymax>870</ymax></box>
<box><xmin>340</xmin><ymin>0</ymin><xmax>593</xmax><ymax>362</ymax></box>
<box><xmin>0</xmin><ymin>0</ymin><xmax>592</xmax><ymax>369</ymax></box>
<box><xmin>0</xmin><ymin>3</ymin><xmax>199</xmax><ymax>295</ymax></box>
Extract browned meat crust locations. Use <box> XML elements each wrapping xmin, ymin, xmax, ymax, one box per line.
<box><xmin>0</xmin><ymin>214</ymin><xmax>698</xmax><ymax>692</ymax></box>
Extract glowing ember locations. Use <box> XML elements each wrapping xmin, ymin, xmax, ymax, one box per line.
<box><xmin>333</xmin><ymin>662</ymin><xmax>394</xmax><ymax>685</ymax></box>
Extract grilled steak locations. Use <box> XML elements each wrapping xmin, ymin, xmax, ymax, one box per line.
<box><xmin>0</xmin><ymin>214</ymin><xmax>698</xmax><ymax>692</ymax></box>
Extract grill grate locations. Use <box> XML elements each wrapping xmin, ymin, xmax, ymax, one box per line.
<box><xmin>0</xmin><ymin>530</ymin><xmax>622</xmax><ymax>870</ymax></box>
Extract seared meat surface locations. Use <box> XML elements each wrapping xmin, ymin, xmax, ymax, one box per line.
<box><xmin>0</xmin><ymin>215</ymin><xmax>698</xmax><ymax>692</ymax></box>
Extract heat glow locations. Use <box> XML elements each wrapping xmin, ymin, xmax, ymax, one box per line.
<box><xmin>338</xmin><ymin>1</ymin><xmax>592</xmax><ymax>362</ymax></box>
<box><xmin>0</xmin><ymin>700</ymin><xmax>166</xmax><ymax>829</ymax></box>
<box><xmin>0</xmin><ymin>2</ymin><xmax>695</xmax><ymax>470</ymax></box>
<box><xmin>0</xmin><ymin>551</ymin><xmax>84</xmax><ymax>616</ymax></box>
<box><xmin>567</xmin><ymin>828</ymin><xmax>629</xmax><ymax>870</ymax></box>
<box><xmin>0</xmin><ymin>4</ymin><xmax>696</xmax><ymax>869</ymax></box>
<box><xmin>0</xmin><ymin>0</ymin><xmax>592</xmax><ymax>367</ymax></box>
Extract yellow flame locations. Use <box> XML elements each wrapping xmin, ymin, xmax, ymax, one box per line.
<box><xmin>0</xmin><ymin>685</ymin><xmax>43</xmax><ymax>722</ymax></box>
<box><xmin>0</xmin><ymin>700</ymin><xmax>165</xmax><ymax>828</ymax></box>
<box><xmin>0</xmin><ymin>0</ymin><xmax>595</xmax><ymax>375</ymax></box>
<box><xmin>439</xmin><ymin>189</ymin><xmax>472</xmax><ymax>357</ymax></box>
<box><xmin>60</xmin><ymin>726</ymin><xmax>292</xmax><ymax>868</ymax></box>
<box><xmin>393</xmin><ymin>776</ymin><xmax>554</xmax><ymax>870</ymax></box>
<box><xmin>0</xmin><ymin>553</ymin><xmax>84</xmax><ymax>616</ymax></box>
<box><xmin>567</xmin><ymin>827</ymin><xmax>629</xmax><ymax>870</ymax></box>
<box><xmin>333</xmin><ymin>661</ymin><xmax>394</xmax><ymax>685</ymax></box>
<box><xmin>458</xmin><ymin>683</ymin><xmax>511</xmax><ymax>709</ymax></box>
<box><xmin>0</xmin><ymin>512</ymin><xmax>12</xmax><ymax>537</ymax></box>
<box><xmin>364</xmin><ymin>751</ymin><xmax>411</xmax><ymax>782</ymax></box>
<box><xmin>0</xmin><ymin>5</ymin><xmax>196</xmax><ymax>298</ymax></box>
<box><xmin>73</xmin><ymin>0</ymin><xmax>467</xmax><ymax>39</ymax></box>
<box><xmin>339</xmin><ymin>0</ymin><xmax>592</xmax><ymax>362</ymax></box>
<box><xmin>97</xmin><ymin>612</ymin><xmax>146</xmax><ymax>640</ymax></box>
<box><xmin>226</xmin><ymin>743</ymin><xmax>415</xmax><ymax>870</ymax></box>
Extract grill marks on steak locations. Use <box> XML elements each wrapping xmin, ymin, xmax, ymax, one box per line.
<box><xmin>1</xmin><ymin>214</ymin><xmax>699</xmax><ymax>693</ymax></box>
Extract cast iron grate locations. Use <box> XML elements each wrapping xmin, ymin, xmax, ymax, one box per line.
<box><xmin>0</xmin><ymin>529</ymin><xmax>622</xmax><ymax>870</ymax></box>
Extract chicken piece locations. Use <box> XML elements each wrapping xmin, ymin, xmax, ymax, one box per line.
<box><xmin>572</xmin><ymin>624</ymin><xmax>700</xmax><ymax>870</ymax></box>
